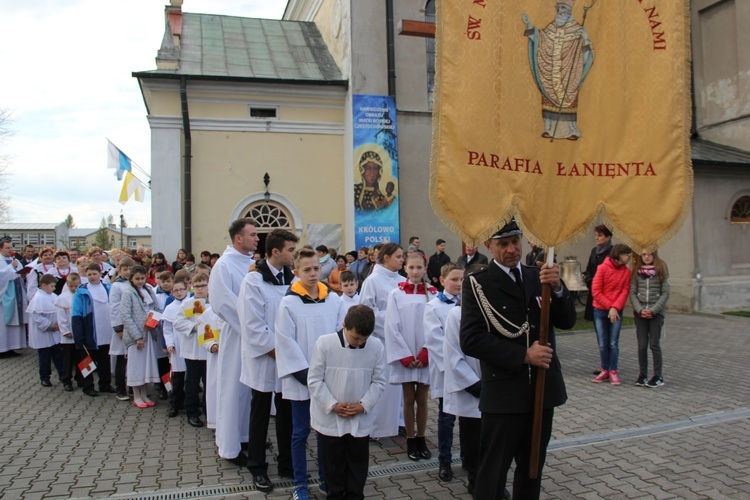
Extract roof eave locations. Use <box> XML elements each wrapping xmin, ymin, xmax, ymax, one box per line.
<box><xmin>132</xmin><ymin>71</ymin><xmax>348</xmax><ymax>88</ymax></box>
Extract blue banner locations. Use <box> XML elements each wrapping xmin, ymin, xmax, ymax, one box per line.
<box><xmin>352</xmin><ymin>95</ymin><xmax>400</xmax><ymax>249</ymax></box>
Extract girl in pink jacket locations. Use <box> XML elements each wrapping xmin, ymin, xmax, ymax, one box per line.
<box><xmin>591</xmin><ymin>244</ymin><xmax>632</xmax><ymax>386</ymax></box>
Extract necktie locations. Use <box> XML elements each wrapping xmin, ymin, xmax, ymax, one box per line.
<box><xmin>276</xmin><ymin>271</ymin><xmax>284</xmax><ymax>285</ymax></box>
<box><xmin>510</xmin><ymin>267</ymin><xmax>523</xmax><ymax>293</ymax></box>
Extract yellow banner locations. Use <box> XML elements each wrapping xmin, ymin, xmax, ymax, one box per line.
<box><xmin>430</xmin><ymin>0</ymin><xmax>692</xmax><ymax>250</ymax></box>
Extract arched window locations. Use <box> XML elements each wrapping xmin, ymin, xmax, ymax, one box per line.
<box><xmin>242</xmin><ymin>201</ymin><xmax>294</xmax><ymax>230</ymax></box>
<box><xmin>426</xmin><ymin>0</ymin><xmax>436</xmax><ymax>111</ymax></box>
<box><xmin>730</xmin><ymin>196</ymin><xmax>750</xmax><ymax>223</ymax></box>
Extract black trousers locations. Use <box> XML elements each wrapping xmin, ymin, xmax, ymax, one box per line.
<box><xmin>61</xmin><ymin>343</ymin><xmax>82</xmax><ymax>386</ymax></box>
<box><xmin>114</xmin><ymin>355</ymin><xmax>127</xmax><ymax>394</ymax></box>
<box><xmin>317</xmin><ymin>433</ymin><xmax>369</xmax><ymax>499</ymax></box>
<box><xmin>77</xmin><ymin>345</ymin><xmax>111</xmax><ymax>392</ymax></box>
<box><xmin>184</xmin><ymin>359</ymin><xmax>206</xmax><ymax>418</ymax></box>
<box><xmin>248</xmin><ymin>389</ymin><xmax>293</xmax><ymax>476</ymax></box>
<box><xmin>169</xmin><ymin>371</ymin><xmax>186</xmax><ymax>411</ymax></box>
<box><xmin>473</xmin><ymin>409</ymin><xmax>554</xmax><ymax>500</ymax></box>
<box><xmin>459</xmin><ymin>416</ymin><xmax>481</xmax><ymax>490</ymax></box>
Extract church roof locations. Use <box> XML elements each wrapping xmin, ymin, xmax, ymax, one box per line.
<box><xmin>134</xmin><ymin>13</ymin><xmax>345</xmax><ymax>85</ymax></box>
<box><xmin>691</xmin><ymin>137</ymin><xmax>750</xmax><ymax>167</ymax></box>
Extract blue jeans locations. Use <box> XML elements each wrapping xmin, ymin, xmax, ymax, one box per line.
<box><xmin>290</xmin><ymin>399</ymin><xmax>324</xmax><ymax>488</ymax></box>
<box><xmin>437</xmin><ymin>398</ymin><xmax>456</xmax><ymax>465</ymax></box>
<box><xmin>594</xmin><ymin>308</ymin><xmax>622</xmax><ymax>371</ymax></box>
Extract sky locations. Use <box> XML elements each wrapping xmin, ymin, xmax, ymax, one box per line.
<box><xmin>0</xmin><ymin>0</ymin><xmax>287</xmax><ymax>229</ymax></box>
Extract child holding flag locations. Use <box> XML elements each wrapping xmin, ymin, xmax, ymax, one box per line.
<box><xmin>174</xmin><ymin>272</ymin><xmax>210</xmax><ymax>428</ymax></box>
<box><xmin>55</xmin><ymin>272</ymin><xmax>82</xmax><ymax>392</ymax></box>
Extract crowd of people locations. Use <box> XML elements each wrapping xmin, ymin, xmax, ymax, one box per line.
<box><xmin>0</xmin><ymin>220</ymin><xmax>670</xmax><ymax>500</ymax></box>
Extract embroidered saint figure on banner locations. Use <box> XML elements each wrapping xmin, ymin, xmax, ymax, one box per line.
<box><xmin>523</xmin><ymin>0</ymin><xmax>595</xmax><ymax>141</ymax></box>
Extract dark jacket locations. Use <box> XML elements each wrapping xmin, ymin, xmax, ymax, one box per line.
<box><xmin>460</xmin><ymin>263</ymin><xmax>576</xmax><ymax>414</ymax></box>
<box><xmin>427</xmin><ymin>252</ymin><xmax>452</xmax><ymax>289</ymax></box>
<box><xmin>457</xmin><ymin>251</ymin><xmax>489</xmax><ymax>269</ymax></box>
<box><xmin>71</xmin><ymin>283</ymin><xmax>111</xmax><ymax>351</ymax></box>
<box><xmin>583</xmin><ymin>243</ymin><xmax>611</xmax><ymax>321</ymax></box>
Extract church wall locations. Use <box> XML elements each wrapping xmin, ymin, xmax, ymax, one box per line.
<box><xmin>349</xmin><ymin>1</ymin><xmax>388</xmax><ymax>96</ymax></box>
<box><xmin>189</xmin><ymin>129</ymin><xmax>346</xmax><ymax>254</ymax></box>
<box><xmin>692</xmin><ymin>0</ymin><xmax>750</xmax><ymax>151</ymax></box>
<box><xmin>312</xmin><ymin>0</ymin><xmax>350</xmax><ymax>78</ymax></box>
<box><xmin>691</xmin><ymin>165</ymin><xmax>750</xmax><ymax>312</ymax></box>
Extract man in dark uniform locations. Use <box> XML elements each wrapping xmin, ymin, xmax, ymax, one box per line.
<box><xmin>460</xmin><ymin>220</ymin><xmax>576</xmax><ymax>499</ymax></box>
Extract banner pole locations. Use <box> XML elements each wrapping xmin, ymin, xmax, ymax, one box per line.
<box><xmin>529</xmin><ymin>247</ymin><xmax>554</xmax><ymax>479</ymax></box>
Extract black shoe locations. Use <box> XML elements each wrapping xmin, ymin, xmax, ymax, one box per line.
<box><xmin>438</xmin><ymin>463</ymin><xmax>453</xmax><ymax>482</ymax></box>
<box><xmin>187</xmin><ymin>416</ymin><xmax>204</xmax><ymax>428</ymax></box>
<box><xmin>159</xmin><ymin>389</ymin><xmax>169</xmax><ymax>400</ymax></box>
<box><xmin>634</xmin><ymin>373</ymin><xmax>647</xmax><ymax>387</ymax></box>
<box><xmin>406</xmin><ymin>438</ymin><xmax>420</xmax><ymax>461</ymax></box>
<box><xmin>253</xmin><ymin>474</ymin><xmax>274</xmax><ymax>493</ymax></box>
<box><xmin>63</xmin><ymin>384</ymin><xmax>74</xmax><ymax>392</ymax></box>
<box><xmin>398</xmin><ymin>425</ymin><xmax>408</xmax><ymax>437</ymax></box>
<box><xmin>41</xmin><ymin>380</ymin><xmax>52</xmax><ymax>387</ymax></box>
<box><xmin>83</xmin><ymin>389</ymin><xmax>99</xmax><ymax>397</ymax></box>
<box><xmin>168</xmin><ymin>408</ymin><xmax>179</xmax><ymax>418</ymax></box>
<box><xmin>416</xmin><ymin>436</ymin><xmax>431</xmax><ymax>460</ymax></box>
<box><xmin>7</xmin><ymin>350</ymin><xmax>21</xmax><ymax>357</ymax></box>
<box><xmin>116</xmin><ymin>392</ymin><xmax>130</xmax><ymax>401</ymax></box>
<box><xmin>228</xmin><ymin>451</ymin><xmax>248</xmax><ymax>467</ymax></box>
<box><xmin>99</xmin><ymin>386</ymin><xmax>117</xmax><ymax>394</ymax></box>
<box><xmin>646</xmin><ymin>376</ymin><xmax>664</xmax><ymax>388</ymax></box>
<box><xmin>593</xmin><ymin>369</ymin><xmax>602</xmax><ymax>376</ymax></box>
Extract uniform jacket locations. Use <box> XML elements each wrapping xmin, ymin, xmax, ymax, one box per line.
<box><xmin>71</xmin><ymin>283</ymin><xmax>111</xmax><ymax>350</ymax></box>
<box><xmin>459</xmin><ymin>262</ymin><xmax>576</xmax><ymax>414</ymax></box>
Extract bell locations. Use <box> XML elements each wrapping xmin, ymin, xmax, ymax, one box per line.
<box><xmin>560</xmin><ymin>256</ymin><xmax>587</xmax><ymax>291</ymax></box>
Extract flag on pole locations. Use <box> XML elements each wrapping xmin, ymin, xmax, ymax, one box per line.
<box><xmin>107</xmin><ymin>140</ymin><xmax>133</xmax><ymax>181</ymax></box>
<box><xmin>119</xmin><ymin>171</ymin><xmax>147</xmax><ymax>204</ymax></box>
<box><xmin>78</xmin><ymin>355</ymin><xmax>97</xmax><ymax>378</ymax></box>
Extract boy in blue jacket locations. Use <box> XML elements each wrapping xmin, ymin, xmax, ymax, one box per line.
<box><xmin>72</xmin><ymin>264</ymin><xmax>114</xmax><ymax>397</ymax></box>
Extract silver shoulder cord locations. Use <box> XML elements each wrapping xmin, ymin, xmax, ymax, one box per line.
<box><xmin>470</xmin><ymin>275</ymin><xmax>533</xmax><ymax>381</ymax></box>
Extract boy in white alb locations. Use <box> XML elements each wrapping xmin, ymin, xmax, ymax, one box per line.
<box><xmin>27</xmin><ymin>274</ymin><xmax>64</xmax><ymax>387</ymax></box>
<box><xmin>308</xmin><ymin>305</ymin><xmax>386</xmax><ymax>500</ymax></box>
<box><xmin>55</xmin><ymin>273</ymin><xmax>81</xmax><ymax>391</ymax></box>
<box><xmin>275</xmin><ymin>248</ymin><xmax>346</xmax><ymax>500</ymax></box>
<box><xmin>423</xmin><ymin>262</ymin><xmax>464</xmax><ymax>481</ymax></box>
<box><xmin>174</xmin><ymin>272</ymin><xmax>210</xmax><ymax>428</ymax></box>
<box><xmin>339</xmin><ymin>270</ymin><xmax>359</xmax><ymax>314</ymax></box>
<box><xmin>162</xmin><ymin>278</ymin><xmax>189</xmax><ymax>418</ymax></box>
<box><xmin>443</xmin><ymin>305</ymin><xmax>482</xmax><ymax>496</ymax></box>
<box><xmin>238</xmin><ymin>229</ymin><xmax>298</xmax><ymax>492</ymax></box>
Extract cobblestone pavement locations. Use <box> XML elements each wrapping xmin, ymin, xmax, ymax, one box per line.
<box><xmin>0</xmin><ymin>313</ymin><xmax>748</xmax><ymax>499</ymax></box>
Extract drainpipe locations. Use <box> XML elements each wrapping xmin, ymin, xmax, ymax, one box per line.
<box><xmin>180</xmin><ymin>76</ymin><xmax>192</xmax><ymax>252</ymax></box>
<box><xmin>386</xmin><ymin>0</ymin><xmax>396</xmax><ymax>99</ymax></box>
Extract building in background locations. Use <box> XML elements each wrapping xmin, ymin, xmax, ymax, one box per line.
<box><xmin>0</xmin><ymin>223</ymin><xmax>69</xmax><ymax>250</ymax></box>
<box><xmin>135</xmin><ymin>0</ymin><xmax>749</xmax><ymax>311</ymax></box>
<box><xmin>69</xmin><ymin>226</ymin><xmax>152</xmax><ymax>251</ymax></box>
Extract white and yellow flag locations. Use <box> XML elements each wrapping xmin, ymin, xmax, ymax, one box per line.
<box><xmin>119</xmin><ymin>171</ymin><xmax>146</xmax><ymax>204</ymax></box>
<box><xmin>430</xmin><ymin>0</ymin><xmax>692</xmax><ymax>250</ymax></box>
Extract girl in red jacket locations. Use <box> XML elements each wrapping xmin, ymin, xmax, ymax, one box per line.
<box><xmin>591</xmin><ymin>244</ymin><xmax>632</xmax><ymax>386</ymax></box>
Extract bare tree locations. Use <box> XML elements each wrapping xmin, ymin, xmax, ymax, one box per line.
<box><xmin>0</xmin><ymin>108</ymin><xmax>12</xmax><ymax>222</ymax></box>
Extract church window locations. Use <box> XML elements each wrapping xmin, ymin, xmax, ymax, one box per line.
<box><xmin>730</xmin><ymin>196</ymin><xmax>750</xmax><ymax>223</ymax></box>
<box><xmin>243</xmin><ymin>201</ymin><xmax>293</xmax><ymax>230</ymax></box>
